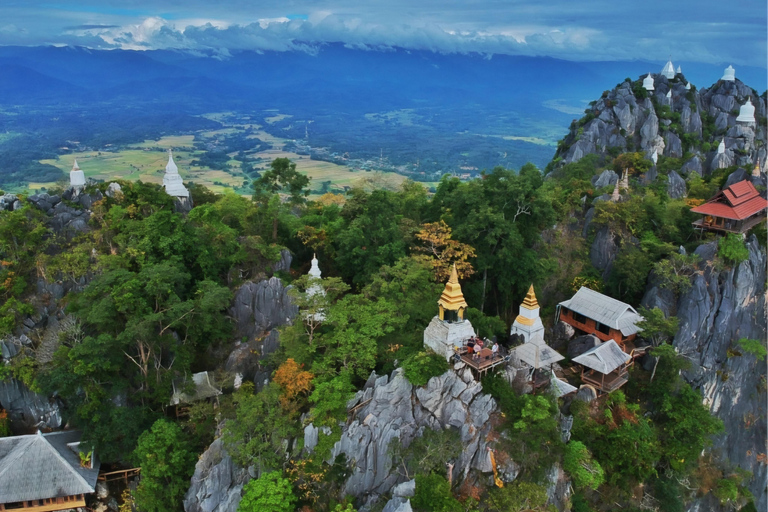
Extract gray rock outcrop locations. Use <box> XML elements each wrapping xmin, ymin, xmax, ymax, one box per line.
<box><xmin>666</xmin><ymin>170</ymin><xmax>687</xmax><ymax>199</ymax></box>
<box><xmin>642</xmin><ymin>236</ymin><xmax>767</xmax><ymax>511</ymax></box>
<box><xmin>184</xmin><ymin>438</ymin><xmax>248</xmax><ymax>512</ymax></box>
<box><xmin>333</xmin><ymin>368</ymin><xmax>498</xmax><ymax>499</ymax></box>
<box><xmin>0</xmin><ymin>378</ymin><xmax>62</xmax><ymax>430</ymax></box>
<box><xmin>229</xmin><ymin>277</ymin><xmax>297</xmax><ymax>341</ymax></box>
<box><xmin>567</xmin><ymin>335</ymin><xmax>601</xmax><ymax>359</ymax></box>
<box><xmin>589</xmin><ymin>226</ymin><xmax>620</xmax><ymax>279</ymax></box>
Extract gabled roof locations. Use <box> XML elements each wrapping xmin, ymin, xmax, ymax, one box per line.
<box><xmin>573</xmin><ymin>340</ymin><xmax>631</xmax><ymax>374</ymax></box>
<box><xmin>559</xmin><ymin>287</ymin><xmax>643</xmax><ymax>336</ymax></box>
<box><xmin>0</xmin><ymin>431</ymin><xmax>100</xmax><ymax>503</ymax></box>
<box><xmin>170</xmin><ymin>371</ymin><xmax>222</xmax><ymax>405</ymax></box>
<box><xmin>513</xmin><ymin>338</ymin><xmax>564</xmax><ymax>369</ymax></box>
<box><xmin>550</xmin><ymin>373</ymin><xmax>578</xmax><ymax>397</ymax></box>
<box><xmin>691</xmin><ymin>180</ymin><xmax>767</xmax><ymax>221</ymax></box>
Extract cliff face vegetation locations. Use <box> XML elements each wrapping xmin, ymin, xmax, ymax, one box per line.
<box><xmin>0</xmin><ymin>73</ymin><xmax>765</xmax><ymax>512</ymax></box>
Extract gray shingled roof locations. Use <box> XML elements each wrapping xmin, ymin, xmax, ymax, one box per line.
<box><xmin>170</xmin><ymin>371</ymin><xmax>222</xmax><ymax>405</ymax></box>
<box><xmin>514</xmin><ymin>339</ymin><xmax>564</xmax><ymax>369</ymax></box>
<box><xmin>559</xmin><ymin>287</ymin><xmax>643</xmax><ymax>336</ymax></box>
<box><xmin>572</xmin><ymin>340</ymin><xmax>631</xmax><ymax>374</ymax></box>
<box><xmin>550</xmin><ymin>373</ymin><xmax>578</xmax><ymax>398</ymax></box>
<box><xmin>0</xmin><ymin>430</ymin><xmax>100</xmax><ymax>503</ymax></box>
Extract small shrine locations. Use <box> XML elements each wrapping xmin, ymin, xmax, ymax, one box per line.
<box><xmin>718</xmin><ymin>139</ymin><xmax>726</xmax><ymax>154</ymax></box>
<box><xmin>721</xmin><ymin>65</ymin><xmax>736</xmax><ymax>81</ymax></box>
<box><xmin>572</xmin><ymin>340</ymin><xmax>633</xmax><ymax>394</ymax></box>
<box><xmin>510</xmin><ymin>285</ymin><xmax>544</xmax><ymax>343</ymax></box>
<box><xmin>69</xmin><ymin>159</ymin><xmax>85</xmax><ymax>189</ymax></box>
<box><xmin>685</xmin><ymin>81</ymin><xmax>691</xmax><ymax>90</ymax></box>
<box><xmin>651</xmin><ymin>149</ymin><xmax>658</xmax><ymax>165</ymax></box>
<box><xmin>736</xmin><ymin>98</ymin><xmax>756</xmax><ymax>124</ymax></box>
<box><xmin>660</xmin><ymin>60</ymin><xmax>675</xmax><ymax>79</ymax></box>
<box><xmin>306</xmin><ymin>254</ymin><xmax>326</xmax><ymax>321</ymax></box>
<box><xmin>163</xmin><ymin>150</ymin><xmax>190</xmax><ymax>198</ymax></box>
<box><xmin>642</xmin><ymin>73</ymin><xmax>655</xmax><ymax>91</ymax></box>
<box><xmin>423</xmin><ymin>264</ymin><xmax>475</xmax><ymax>360</ymax></box>
<box><xmin>691</xmin><ymin>180</ymin><xmax>768</xmax><ymax>235</ymax></box>
<box><xmin>665</xmin><ymin>89</ymin><xmax>672</xmax><ymax>101</ymax></box>
<box><xmin>676</xmin><ymin>65</ymin><xmax>682</xmax><ymax>75</ymax></box>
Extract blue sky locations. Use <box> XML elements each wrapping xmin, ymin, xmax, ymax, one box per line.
<box><xmin>1</xmin><ymin>0</ymin><xmax>766</xmax><ymax>67</ymax></box>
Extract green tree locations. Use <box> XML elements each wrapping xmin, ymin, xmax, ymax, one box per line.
<box><xmin>238</xmin><ymin>472</ymin><xmax>297</xmax><ymax>512</ymax></box>
<box><xmin>308</xmin><ymin>371</ymin><xmax>356</xmax><ymax>427</ymax></box>
<box><xmin>132</xmin><ymin>419</ymin><xmax>197</xmax><ymax>512</ymax></box>
<box><xmin>652</xmin><ymin>253</ymin><xmax>700</xmax><ymax>294</ymax></box>
<box><xmin>486</xmin><ymin>481</ymin><xmax>554</xmax><ymax>512</ymax></box>
<box><xmin>718</xmin><ymin>233</ymin><xmax>750</xmax><ymax>264</ymax></box>
<box><xmin>253</xmin><ymin>158</ymin><xmax>310</xmax><ymax>205</ymax></box>
<box><xmin>735</xmin><ymin>338</ymin><xmax>767</xmax><ymax>361</ymax></box>
<box><xmin>563</xmin><ymin>441</ymin><xmax>605</xmax><ymax>491</ymax></box>
<box><xmin>401</xmin><ymin>351</ymin><xmax>449</xmax><ymax>387</ymax></box>
<box><xmin>223</xmin><ymin>383</ymin><xmax>300</xmax><ymax>470</ymax></box>
<box><xmin>412</xmin><ymin>473</ymin><xmax>463</xmax><ymax>512</ymax></box>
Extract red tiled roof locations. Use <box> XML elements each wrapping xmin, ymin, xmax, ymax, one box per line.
<box><xmin>692</xmin><ymin>180</ymin><xmax>767</xmax><ymax>220</ymax></box>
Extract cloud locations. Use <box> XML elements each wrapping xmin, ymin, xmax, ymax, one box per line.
<box><xmin>0</xmin><ymin>1</ymin><xmax>765</xmax><ymax>67</ymax></box>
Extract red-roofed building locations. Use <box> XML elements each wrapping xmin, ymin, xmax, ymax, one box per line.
<box><xmin>691</xmin><ymin>180</ymin><xmax>767</xmax><ymax>234</ymax></box>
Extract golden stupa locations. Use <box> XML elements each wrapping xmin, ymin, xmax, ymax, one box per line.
<box><xmin>437</xmin><ymin>264</ymin><xmax>468</xmax><ymax>321</ymax></box>
<box><xmin>514</xmin><ymin>285</ymin><xmax>539</xmax><ymax>326</ymax></box>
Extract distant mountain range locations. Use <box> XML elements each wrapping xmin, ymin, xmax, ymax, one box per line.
<box><xmin>0</xmin><ymin>44</ymin><xmax>764</xmax><ymax>181</ymax></box>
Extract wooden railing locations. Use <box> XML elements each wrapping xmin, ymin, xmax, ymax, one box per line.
<box><xmin>98</xmin><ymin>467</ymin><xmax>141</xmax><ymax>483</ymax></box>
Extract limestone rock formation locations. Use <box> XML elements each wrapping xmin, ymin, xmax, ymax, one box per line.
<box><xmin>333</xmin><ymin>368</ymin><xmax>497</xmax><ymax>499</ymax></box>
<box><xmin>0</xmin><ymin>378</ymin><xmax>62</xmax><ymax>430</ymax></box>
<box><xmin>666</xmin><ymin>170</ymin><xmax>687</xmax><ymax>199</ymax></box>
<box><xmin>552</xmin><ymin>74</ymin><xmax>766</xmax><ymax>176</ymax></box>
<box><xmin>642</xmin><ymin>236</ymin><xmax>767</xmax><ymax>511</ymax></box>
<box><xmin>184</xmin><ymin>438</ymin><xmax>248</xmax><ymax>512</ymax></box>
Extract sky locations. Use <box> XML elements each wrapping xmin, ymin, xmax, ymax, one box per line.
<box><xmin>0</xmin><ymin>0</ymin><xmax>766</xmax><ymax>67</ymax></box>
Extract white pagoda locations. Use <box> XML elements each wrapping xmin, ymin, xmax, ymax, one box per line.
<box><xmin>721</xmin><ymin>65</ymin><xmax>736</xmax><ymax>82</ymax></box>
<box><xmin>718</xmin><ymin>139</ymin><xmax>726</xmax><ymax>154</ymax></box>
<box><xmin>510</xmin><ymin>285</ymin><xmax>545</xmax><ymax>344</ymax></box>
<box><xmin>676</xmin><ymin>65</ymin><xmax>682</xmax><ymax>75</ymax></box>
<box><xmin>642</xmin><ymin>73</ymin><xmax>655</xmax><ymax>91</ymax></box>
<box><xmin>661</xmin><ymin>60</ymin><xmax>675</xmax><ymax>79</ymax></box>
<box><xmin>69</xmin><ymin>159</ymin><xmax>85</xmax><ymax>189</ymax></box>
<box><xmin>163</xmin><ymin>150</ymin><xmax>189</xmax><ymax>198</ymax></box>
<box><xmin>685</xmin><ymin>82</ymin><xmax>691</xmax><ymax>90</ymax></box>
<box><xmin>736</xmin><ymin>99</ymin><xmax>756</xmax><ymax>124</ymax></box>
<box><xmin>651</xmin><ymin>149</ymin><xmax>658</xmax><ymax>165</ymax></box>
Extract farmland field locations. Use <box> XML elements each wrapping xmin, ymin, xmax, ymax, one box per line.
<box><xmin>33</xmin><ymin>113</ymin><xmax>412</xmax><ymax>196</ymax></box>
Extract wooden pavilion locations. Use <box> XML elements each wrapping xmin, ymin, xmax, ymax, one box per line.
<box><xmin>691</xmin><ymin>180</ymin><xmax>767</xmax><ymax>235</ymax></box>
<box><xmin>572</xmin><ymin>340</ymin><xmax>633</xmax><ymax>394</ymax></box>
<box><xmin>0</xmin><ymin>431</ymin><xmax>100</xmax><ymax>511</ymax></box>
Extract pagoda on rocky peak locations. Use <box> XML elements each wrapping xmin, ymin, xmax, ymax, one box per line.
<box><xmin>685</xmin><ymin>81</ymin><xmax>691</xmax><ymax>90</ymax></box>
<box><xmin>642</xmin><ymin>73</ymin><xmax>655</xmax><ymax>91</ymax></box>
<box><xmin>676</xmin><ymin>65</ymin><xmax>682</xmax><ymax>75</ymax></box>
<box><xmin>736</xmin><ymin>98</ymin><xmax>756</xmax><ymax>124</ymax></box>
<box><xmin>718</xmin><ymin>139</ymin><xmax>726</xmax><ymax>154</ymax></box>
<box><xmin>721</xmin><ymin>65</ymin><xmax>736</xmax><ymax>82</ymax></box>
<box><xmin>70</xmin><ymin>159</ymin><xmax>85</xmax><ymax>189</ymax></box>
<box><xmin>163</xmin><ymin>150</ymin><xmax>190</xmax><ymax>198</ymax></box>
<box><xmin>510</xmin><ymin>285</ymin><xmax>545</xmax><ymax>344</ymax></box>
<box><xmin>661</xmin><ymin>60</ymin><xmax>675</xmax><ymax>79</ymax></box>
<box><xmin>423</xmin><ymin>264</ymin><xmax>475</xmax><ymax>360</ymax></box>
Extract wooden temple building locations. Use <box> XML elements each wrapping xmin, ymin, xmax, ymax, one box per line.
<box><xmin>691</xmin><ymin>180</ymin><xmax>767</xmax><ymax>235</ymax></box>
<box><xmin>572</xmin><ymin>340</ymin><xmax>633</xmax><ymax>394</ymax></box>
<box><xmin>0</xmin><ymin>430</ymin><xmax>100</xmax><ymax>511</ymax></box>
<box><xmin>556</xmin><ymin>287</ymin><xmax>643</xmax><ymax>349</ymax></box>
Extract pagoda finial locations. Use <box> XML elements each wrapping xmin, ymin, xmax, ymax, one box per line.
<box><xmin>448</xmin><ymin>263</ymin><xmax>459</xmax><ymax>284</ymax></box>
<box><xmin>438</xmin><ymin>263</ymin><xmax>468</xmax><ymax>322</ymax></box>
<box><xmin>72</xmin><ymin>159</ymin><xmax>79</xmax><ymax>171</ymax></box>
<box><xmin>521</xmin><ymin>284</ymin><xmax>539</xmax><ymax>310</ymax></box>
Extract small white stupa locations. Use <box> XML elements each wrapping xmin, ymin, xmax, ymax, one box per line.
<box><xmin>721</xmin><ymin>65</ymin><xmax>736</xmax><ymax>81</ymax></box>
<box><xmin>666</xmin><ymin>90</ymin><xmax>672</xmax><ymax>101</ymax></box>
<box><xmin>610</xmin><ymin>180</ymin><xmax>621</xmax><ymax>203</ymax></box>
<box><xmin>717</xmin><ymin>139</ymin><xmax>726</xmax><ymax>154</ymax></box>
<box><xmin>307</xmin><ymin>254</ymin><xmax>325</xmax><ymax>297</ymax></box>
<box><xmin>736</xmin><ymin>98</ymin><xmax>756</xmax><ymax>123</ymax></box>
<box><xmin>423</xmin><ymin>264</ymin><xmax>475</xmax><ymax>360</ymax></box>
<box><xmin>661</xmin><ymin>60</ymin><xmax>675</xmax><ymax>79</ymax></box>
<box><xmin>69</xmin><ymin>159</ymin><xmax>85</xmax><ymax>189</ymax></box>
<box><xmin>685</xmin><ymin>81</ymin><xmax>691</xmax><ymax>90</ymax></box>
<box><xmin>676</xmin><ymin>65</ymin><xmax>682</xmax><ymax>75</ymax></box>
<box><xmin>753</xmin><ymin>160</ymin><xmax>762</xmax><ymax>177</ymax></box>
<box><xmin>510</xmin><ymin>285</ymin><xmax>545</xmax><ymax>344</ymax></box>
<box><xmin>643</xmin><ymin>73</ymin><xmax>655</xmax><ymax>91</ymax></box>
<box><xmin>651</xmin><ymin>149</ymin><xmax>658</xmax><ymax>165</ymax></box>
<box><xmin>163</xmin><ymin>150</ymin><xmax>189</xmax><ymax>198</ymax></box>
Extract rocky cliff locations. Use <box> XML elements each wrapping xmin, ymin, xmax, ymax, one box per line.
<box><xmin>642</xmin><ymin>236</ymin><xmax>767</xmax><ymax>510</ymax></box>
<box><xmin>554</xmin><ymin>73</ymin><xmax>766</xmax><ymax>175</ymax></box>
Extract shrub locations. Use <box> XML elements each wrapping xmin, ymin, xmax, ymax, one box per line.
<box><xmin>401</xmin><ymin>350</ymin><xmax>448</xmax><ymax>387</ymax></box>
<box><xmin>412</xmin><ymin>473</ymin><xmax>463</xmax><ymax>512</ymax></box>
<box><xmin>736</xmin><ymin>338</ymin><xmax>767</xmax><ymax>361</ymax></box>
<box><xmin>238</xmin><ymin>472</ymin><xmax>297</xmax><ymax>512</ymax></box>
<box><xmin>563</xmin><ymin>441</ymin><xmax>605</xmax><ymax>490</ymax></box>
<box><xmin>718</xmin><ymin>233</ymin><xmax>749</xmax><ymax>264</ymax></box>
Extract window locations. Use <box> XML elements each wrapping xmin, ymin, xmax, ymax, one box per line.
<box><xmin>573</xmin><ymin>312</ymin><xmax>587</xmax><ymax>324</ymax></box>
<box><xmin>596</xmin><ymin>322</ymin><xmax>611</xmax><ymax>335</ymax></box>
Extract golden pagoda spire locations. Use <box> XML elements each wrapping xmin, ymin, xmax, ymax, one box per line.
<box><xmin>437</xmin><ymin>264</ymin><xmax>468</xmax><ymax>321</ymax></box>
<box><xmin>520</xmin><ymin>284</ymin><xmax>539</xmax><ymax>310</ymax></box>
